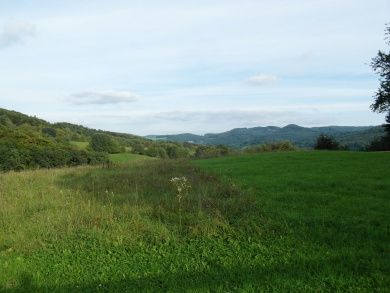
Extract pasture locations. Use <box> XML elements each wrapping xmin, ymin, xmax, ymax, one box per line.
<box><xmin>0</xmin><ymin>151</ymin><xmax>389</xmax><ymax>291</ymax></box>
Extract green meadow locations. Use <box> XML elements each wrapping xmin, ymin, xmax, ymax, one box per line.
<box><xmin>108</xmin><ymin>153</ymin><xmax>154</xmax><ymax>164</ymax></box>
<box><xmin>69</xmin><ymin>141</ymin><xmax>89</xmax><ymax>150</ymax></box>
<box><xmin>0</xmin><ymin>152</ymin><xmax>389</xmax><ymax>291</ymax></box>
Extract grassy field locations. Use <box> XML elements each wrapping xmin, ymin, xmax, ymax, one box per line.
<box><xmin>108</xmin><ymin>153</ymin><xmax>153</xmax><ymax>164</ymax></box>
<box><xmin>69</xmin><ymin>141</ymin><xmax>89</xmax><ymax>150</ymax></box>
<box><xmin>0</xmin><ymin>151</ymin><xmax>389</xmax><ymax>291</ymax></box>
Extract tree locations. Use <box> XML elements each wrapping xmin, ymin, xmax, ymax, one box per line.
<box><xmin>370</xmin><ymin>23</ymin><xmax>390</xmax><ymax>150</ymax></box>
<box><xmin>314</xmin><ymin>134</ymin><xmax>341</xmax><ymax>150</ymax></box>
<box><xmin>90</xmin><ymin>134</ymin><xmax>120</xmax><ymax>153</ymax></box>
<box><xmin>42</xmin><ymin>127</ymin><xmax>57</xmax><ymax>138</ymax></box>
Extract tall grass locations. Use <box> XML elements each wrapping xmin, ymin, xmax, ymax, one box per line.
<box><xmin>0</xmin><ymin>159</ymin><xmax>262</xmax><ymax>290</ymax></box>
<box><xmin>1</xmin><ymin>152</ymin><xmax>389</xmax><ymax>291</ymax></box>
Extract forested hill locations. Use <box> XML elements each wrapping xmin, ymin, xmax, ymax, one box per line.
<box><xmin>0</xmin><ymin>108</ymin><xmax>202</xmax><ymax>171</ymax></box>
<box><xmin>146</xmin><ymin>124</ymin><xmax>385</xmax><ymax>150</ymax></box>
<box><xmin>0</xmin><ymin>107</ymin><xmax>147</xmax><ymax>148</ymax></box>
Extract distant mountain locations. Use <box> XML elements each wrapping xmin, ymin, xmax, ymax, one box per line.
<box><xmin>146</xmin><ymin>124</ymin><xmax>385</xmax><ymax>150</ymax></box>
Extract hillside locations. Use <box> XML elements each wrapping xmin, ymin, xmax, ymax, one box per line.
<box><xmin>0</xmin><ymin>108</ymin><xmax>108</xmax><ymax>170</ymax></box>
<box><xmin>147</xmin><ymin>124</ymin><xmax>385</xmax><ymax>150</ymax></box>
<box><xmin>0</xmin><ymin>108</ymin><xmax>225</xmax><ymax>171</ymax></box>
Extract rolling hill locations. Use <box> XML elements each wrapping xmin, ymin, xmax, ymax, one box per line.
<box><xmin>147</xmin><ymin>124</ymin><xmax>385</xmax><ymax>150</ymax></box>
<box><xmin>0</xmin><ymin>108</ymin><xmax>199</xmax><ymax>170</ymax></box>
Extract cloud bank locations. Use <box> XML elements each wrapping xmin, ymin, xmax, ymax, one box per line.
<box><xmin>247</xmin><ymin>74</ymin><xmax>277</xmax><ymax>86</ymax></box>
<box><xmin>70</xmin><ymin>90</ymin><xmax>140</xmax><ymax>105</ymax></box>
<box><xmin>0</xmin><ymin>21</ymin><xmax>36</xmax><ymax>49</ymax></box>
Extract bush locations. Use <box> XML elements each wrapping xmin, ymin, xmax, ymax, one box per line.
<box><xmin>0</xmin><ymin>141</ymin><xmax>108</xmax><ymax>172</ymax></box>
<box><xmin>366</xmin><ymin>135</ymin><xmax>390</xmax><ymax>151</ymax></box>
<box><xmin>314</xmin><ymin>134</ymin><xmax>345</xmax><ymax>150</ymax></box>
<box><xmin>0</xmin><ymin>146</ymin><xmax>24</xmax><ymax>171</ymax></box>
<box><xmin>195</xmin><ymin>145</ymin><xmax>232</xmax><ymax>158</ymax></box>
<box><xmin>145</xmin><ymin>146</ymin><xmax>168</xmax><ymax>158</ymax></box>
<box><xmin>42</xmin><ymin>127</ymin><xmax>57</xmax><ymax>138</ymax></box>
<box><xmin>245</xmin><ymin>141</ymin><xmax>297</xmax><ymax>153</ymax></box>
<box><xmin>90</xmin><ymin>134</ymin><xmax>120</xmax><ymax>154</ymax></box>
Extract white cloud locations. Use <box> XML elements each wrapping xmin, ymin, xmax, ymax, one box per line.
<box><xmin>0</xmin><ymin>21</ymin><xmax>36</xmax><ymax>49</ymax></box>
<box><xmin>70</xmin><ymin>90</ymin><xmax>140</xmax><ymax>105</ymax></box>
<box><xmin>247</xmin><ymin>74</ymin><xmax>277</xmax><ymax>86</ymax></box>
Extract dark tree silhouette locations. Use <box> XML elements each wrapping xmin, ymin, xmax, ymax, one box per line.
<box><xmin>370</xmin><ymin>23</ymin><xmax>390</xmax><ymax>150</ymax></box>
<box><xmin>314</xmin><ymin>134</ymin><xmax>341</xmax><ymax>150</ymax></box>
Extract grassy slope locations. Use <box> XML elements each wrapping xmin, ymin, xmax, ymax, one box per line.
<box><xmin>0</xmin><ymin>152</ymin><xmax>389</xmax><ymax>291</ymax></box>
<box><xmin>108</xmin><ymin>153</ymin><xmax>153</xmax><ymax>164</ymax></box>
<box><xmin>69</xmin><ymin>141</ymin><xmax>89</xmax><ymax>150</ymax></box>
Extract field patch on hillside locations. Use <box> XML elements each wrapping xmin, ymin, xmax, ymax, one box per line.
<box><xmin>108</xmin><ymin>153</ymin><xmax>153</xmax><ymax>164</ymax></box>
<box><xmin>69</xmin><ymin>141</ymin><xmax>89</xmax><ymax>150</ymax></box>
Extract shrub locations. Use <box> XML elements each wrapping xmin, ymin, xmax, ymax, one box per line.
<box><xmin>366</xmin><ymin>135</ymin><xmax>390</xmax><ymax>151</ymax></box>
<box><xmin>42</xmin><ymin>127</ymin><xmax>57</xmax><ymax>138</ymax></box>
<box><xmin>195</xmin><ymin>145</ymin><xmax>231</xmax><ymax>158</ymax></box>
<box><xmin>314</xmin><ymin>134</ymin><xmax>344</xmax><ymax>150</ymax></box>
<box><xmin>245</xmin><ymin>141</ymin><xmax>297</xmax><ymax>153</ymax></box>
<box><xmin>0</xmin><ymin>141</ymin><xmax>108</xmax><ymax>172</ymax></box>
<box><xmin>90</xmin><ymin>134</ymin><xmax>120</xmax><ymax>154</ymax></box>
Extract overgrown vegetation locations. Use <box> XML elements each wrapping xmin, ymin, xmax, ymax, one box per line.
<box><xmin>0</xmin><ymin>152</ymin><xmax>388</xmax><ymax>291</ymax></box>
<box><xmin>0</xmin><ymin>108</ymin><xmax>233</xmax><ymax>171</ymax></box>
<box><xmin>90</xmin><ymin>133</ymin><xmax>121</xmax><ymax>154</ymax></box>
<box><xmin>244</xmin><ymin>141</ymin><xmax>297</xmax><ymax>153</ymax></box>
<box><xmin>314</xmin><ymin>134</ymin><xmax>347</xmax><ymax>150</ymax></box>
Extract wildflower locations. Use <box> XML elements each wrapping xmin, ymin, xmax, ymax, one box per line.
<box><xmin>170</xmin><ymin>176</ymin><xmax>191</xmax><ymax>202</ymax></box>
<box><xmin>170</xmin><ymin>176</ymin><xmax>191</xmax><ymax>228</ymax></box>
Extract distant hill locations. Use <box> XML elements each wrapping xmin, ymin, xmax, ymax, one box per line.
<box><xmin>146</xmin><ymin>124</ymin><xmax>385</xmax><ymax>150</ymax></box>
<box><xmin>0</xmin><ymin>108</ymin><xmax>199</xmax><ymax>171</ymax></box>
<box><xmin>0</xmin><ymin>107</ymin><xmax>149</xmax><ymax>148</ymax></box>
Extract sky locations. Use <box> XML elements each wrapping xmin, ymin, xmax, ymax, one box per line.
<box><xmin>0</xmin><ymin>0</ymin><xmax>389</xmax><ymax>135</ymax></box>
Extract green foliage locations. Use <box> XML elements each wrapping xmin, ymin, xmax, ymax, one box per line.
<box><xmin>0</xmin><ymin>141</ymin><xmax>107</xmax><ymax>171</ymax></box>
<box><xmin>0</xmin><ymin>108</ymin><xmax>46</xmax><ymax>126</ymax></box>
<box><xmin>130</xmin><ymin>140</ymin><xmax>145</xmax><ymax>154</ymax></box>
<box><xmin>41</xmin><ymin>127</ymin><xmax>57</xmax><ymax>138</ymax></box>
<box><xmin>0</xmin><ymin>114</ymin><xmax>12</xmax><ymax>126</ymax></box>
<box><xmin>195</xmin><ymin>145</ymin><xmax>232</xmax><ymax>158</ymax></box>
<box><xmin>245</xmin><ymin>141</ymin><xmax>297</xmax><ymax>153</ymax></box>
<box><xmin>0</xmin><ymin>108</ymin><xmax>204</xmax><ymax>171</ymax></box>
<box><xmin>314</xmin><ymin>134</ymin><xmax>346</xmax><ymax>150</ymax></box>
<box><xmin>90</xmin><ymin>134</ymin><xmax>120</xmax><ymax>154</ymax></box>
<box><xmin>366</xmin><ymin>135</ymin><xmax>390</xmax><ymax>151</ymax></box>
<box><xmin>370</xmin><ymin>24</ymin><xmax>390</xmax><ymax>149</ymax></box>
<box><xmin>0</xmin><ymin>109</ymin><xmax>110</xmax><ymax>171</ymax></box>
<box><xmin>145</xmin><ymin>145</ymin><xmax>168</xmax><ymax>158</ymax></box>
<box><xmin>0</xmin><ymin>107</ymin><xmax>229</xmax><ymax>172</ymax></box>
<box><xmin>0</xmin><ymin>146</ymin><xmax>24</xmax><ymax>171</ymax></box>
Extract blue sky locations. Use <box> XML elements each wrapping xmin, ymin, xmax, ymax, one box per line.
<box><xmin>0</xmin><ymin>0</ymin><xmax>389</xmax><ymax>135</ymax></box>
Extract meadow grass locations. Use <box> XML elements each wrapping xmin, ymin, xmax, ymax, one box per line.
<box><xmin>0</xmin><ymin>151</ymin><xmax>389</xmax><ymax>291</ymax></box>
<box><xmin>69</xmin><ymin>141</ymin><xmax>89</xmax><ymax>150</ymax></box>
<box><xmin>108</xmin><ymin>153</ymin><xmax>153</xmax><ymax>164</ymax></box>
<box><xmin>194</xmin><ymin>151</ymin><xmax>390</xmax><ymax>291</ymax></box>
